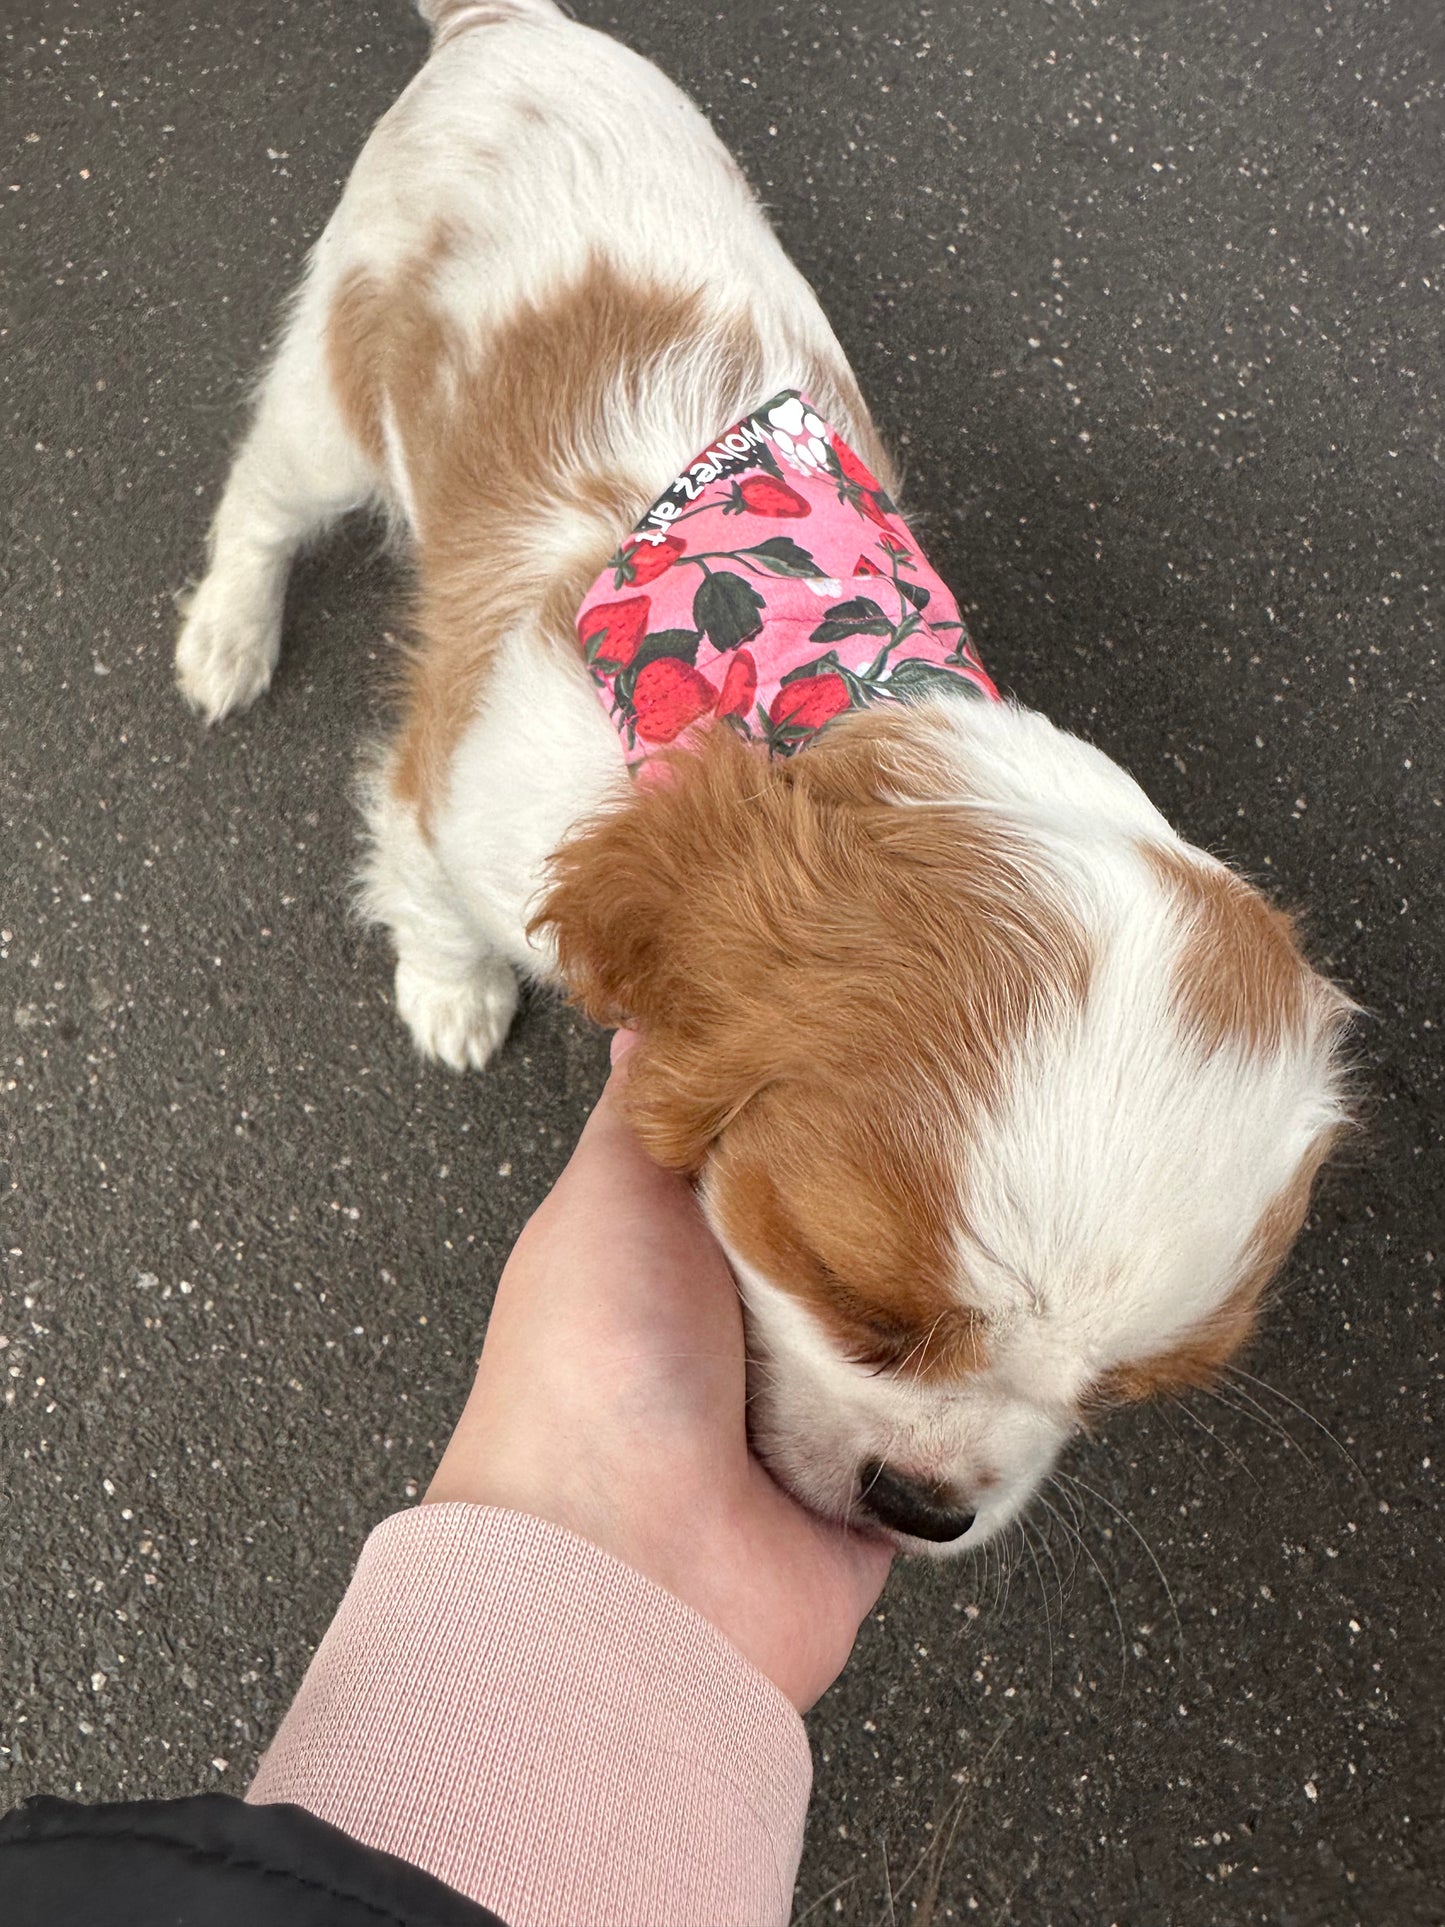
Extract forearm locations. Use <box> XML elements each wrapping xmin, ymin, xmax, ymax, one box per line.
<box><xmin>247</xmin><ymin>1504</ymin><xmax>813</xmax><ymax>1927</ymax></box>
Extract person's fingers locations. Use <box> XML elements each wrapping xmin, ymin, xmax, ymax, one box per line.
<box><xmin>512</xmin><ymin>1048</ymin><xmax>734</xmax><ymax>1326</ymax></box>
<box><xmin>770</xmin><ymin>1478</ymin><xmax>895</xmax><ymax>1620</ymax></box>
<box><xmin>544</xmin><ymin>1038</ymin><xmax>677</xmax><ymax>1217</ymax></box>
<box><xmin>841</xmin><ymin>1527</ymin><xmax>895</xmax><ymax>1616</ymax></box>
<box><xmin>480</xmin><ymin>1044</ymin><xmax>744</xmax><ymax>1437</ymax></box>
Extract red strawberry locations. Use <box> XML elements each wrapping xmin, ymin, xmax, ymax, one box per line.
<box><xmin>855</xmin><ymin>553</ymin><xmax>885</xmax><ymax>577</ymax></box>
<box><xmin>859</xmin><ymin>492</ymin><xmax>894</xmax><ymax>532</ymax></box>
<box><xmin>578</xmin><ymin>594</ymin><xmax>650</xmax><ymax>669</ymax></box>
<box><xmin>622</xmin><ymin>534</ymin><xmax>684</xmax><ymax>584</ymax></box>
<box><xmin>879</xmin><ymin>533</ymin><xmax>911</xmax><ymax>559</ymax></box>
<box><xmin>832</xmin><ymin>436</ymin><xmax>879</xmax><ymax>490</ymax></box>
<box><xmin>715</xmin><ymin>649</ymin><xmax>757</xmax><ymax>720</ymax></box>
<box><xmin>632</xmin><ymin>657</ymin><xmax>718</xmax><ymax>743</ymax></box>
<box><xmin>739</xmin><ymin>474</ymin><xmax>811</xmax><ymax>518</ymax></box>
<box><xmin>769</xmin><ymin>672</ymin><xmax>852</xmax><ymax>733</ymax></box>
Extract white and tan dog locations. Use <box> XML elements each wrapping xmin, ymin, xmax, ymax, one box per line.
<box><xmin>177</xmin><ymin>0</ymin><xmax>1352</xmax><ymax>1553</ymax></box>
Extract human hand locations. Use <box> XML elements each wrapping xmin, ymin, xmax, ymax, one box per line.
<box><xmin>425</xmin><ymin>1033</ymin><xmax>893</xmax><ymax>1711</ymax></box>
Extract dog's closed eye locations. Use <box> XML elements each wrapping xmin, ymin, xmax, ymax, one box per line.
<box><xmin>817</xmin><ymin>1276</ymin><xmax>985</xmax><ymax>1380</ymax></box>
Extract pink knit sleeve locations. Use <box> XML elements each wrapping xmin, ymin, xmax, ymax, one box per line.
<box><xmin>246</xmin><ymin>1504</ymin><xmax>813</xmax><ymax>1927</ymax></box>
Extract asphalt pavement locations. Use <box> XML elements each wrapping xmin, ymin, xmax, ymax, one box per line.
<box><xmin>2</xmin><ymin>2</ymin><xmax>1441</xmax><ymax>1922</ymax></box>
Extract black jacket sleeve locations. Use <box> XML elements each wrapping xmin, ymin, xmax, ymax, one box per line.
<box><xmin>1</xmin><ymin>1792</ymin><xmax>508</xmax><ymax>1927</ymax></box>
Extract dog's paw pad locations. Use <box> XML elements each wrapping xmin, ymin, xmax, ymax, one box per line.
<box><xmin>175</xmin><ymin>575</ymin><xmax>281</xmax><ymax>723</ymax></box>
<box><xmin>394</xmin><ymin>958</ymin><xmax>519</xmax><ymax>1072</ymax></box>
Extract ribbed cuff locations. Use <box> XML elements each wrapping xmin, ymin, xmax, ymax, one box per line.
<box><xmin>247</xmin><ymin>1505</ymin><xmax>812</xmax><ymax>1927</ymax></box>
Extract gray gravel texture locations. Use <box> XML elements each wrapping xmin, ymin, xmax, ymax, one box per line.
<box><xmin>2</xmin><ymin>2</ymin><xmax>1441</xmax><ymax>1923</ymax></box>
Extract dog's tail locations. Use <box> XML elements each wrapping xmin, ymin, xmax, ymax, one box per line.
<box><xmin>417</xmin><ymin>0</ymin><xmax>566</xmax><ymax>39</ymax></box>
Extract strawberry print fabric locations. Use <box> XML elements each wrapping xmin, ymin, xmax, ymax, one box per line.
<box><xmin>576</xmin><ymin>392</ymin><xmax>998</xmax><ymax>762</ymax></box>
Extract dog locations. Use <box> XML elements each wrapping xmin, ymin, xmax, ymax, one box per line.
<box><xmin>176</xmin><ymin>0</ymin><xmax>1352</xmax><ymax>1554</ymax></box>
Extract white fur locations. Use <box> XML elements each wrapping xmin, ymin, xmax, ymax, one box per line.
<box><xmin>178</xmin><ymin>1</ymin><xmax>1349</xmax><ymax>1553</ymax></box>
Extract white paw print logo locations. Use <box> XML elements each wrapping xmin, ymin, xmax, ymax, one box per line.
<box><xmin>766</xmin><ymin>396</ymin><xmax>830</xmax><ymax>475</ymax></box>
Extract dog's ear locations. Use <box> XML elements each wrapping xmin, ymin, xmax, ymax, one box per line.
<box><xmin>532</xmin><ymin>728</ymin><xmax>781</xmax><ymax>1027</ymax></box>
<box><xmin>530</xmin><ymin>731</ymin><xmax>783</xmax><ymax>1171</ymax></box>
<box><xmin>529</xmin><ymin>782</ymin><xmax>687</xmax><ymax>1033</ymax></box>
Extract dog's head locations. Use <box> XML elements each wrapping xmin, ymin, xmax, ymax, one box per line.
<box><xmin>535</xmin><ymin>700</ymin><xmax>1352</xmax><ymax>1552</ymax></box>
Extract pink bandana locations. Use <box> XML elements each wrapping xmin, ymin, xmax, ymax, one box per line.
<box><xmin>576</xmin><ymin>391</ymin><xmax>998</xmax><ymax>762</ymax></box>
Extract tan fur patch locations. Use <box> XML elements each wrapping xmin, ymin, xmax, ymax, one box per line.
<box><xmin>324</xmin><ymin>219</ymin><xmax>461</xmax><ymax>469</ymax></box>
<box><xmin>326</xmin><ymin>254</ymin><xmax>716</xmax><ymax>819</ymax></box>
<box><xmin>394</xmin><ymin>261</ymin><xmax>724</xmax><ymax>817</ymax></box>
<box><xmin>534</xmin><ymin>709</ymin><xmax>1092</xmax><ymax>1380</ymax></box>
<box><xmin>323</xmin><ymin>240</ymin><xmax>899</xmax><ymax>830</ymax></box>
<box><xmin>1145</xmin><ymin>841</ymin><xmax>1313</xmax><ymax>1055</ymax></box>
<box><xmin>325</xmin><ymin>273</ymin><xmax>389</xmax><ymax>468</ymax></box>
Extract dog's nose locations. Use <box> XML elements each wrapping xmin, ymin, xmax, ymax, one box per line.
<box><xmin>857</xmin><ymin>1460</ymin><xmax>976</xmax><ymax>1543</ymax></box>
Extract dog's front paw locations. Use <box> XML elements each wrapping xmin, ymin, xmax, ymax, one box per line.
<box><xmin>175</xmin><ymin>571</ymin><xmax>282</xmax><ymax>723</ymax></box>
<box><xmin>394</xmin><ymin>957</ymin><xmax>520</xmax><ymax>1072</ymax></box>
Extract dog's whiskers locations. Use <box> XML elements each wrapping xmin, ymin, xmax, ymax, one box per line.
<box><xmin>1169</xmin><ymin>1393</ymin><xmax>1265</xmax><ymax>1491</ymax></box>
<box><xmin>1043</xmin><ymin>1482</ymin><xmax>1127</xmax><ymax>1686</ymax></box>
<box><xmin>1225</xmin><ymin>1365</ymin><xmax>1367</xmax><ymax>1483</ymax></box>
<box><xmin>1018</xmin><ymin>1517</ymin><xmax>1055</xmax><ymax>1691</ymax></box>
<box><xmin>1057</xmin><ymin>1468</ymin><xmax>1183</xmax><ymax>1665</ymax></box>
<box><xmin>1200</xmin><ymin>1380</ymin><xmax>1316</xmax><ymax>1469</ymax></box>
<box><xmin>1028</xmin><ymin>1502</ymin><xmax>1072</xmax><ymax>1613</ymax></box>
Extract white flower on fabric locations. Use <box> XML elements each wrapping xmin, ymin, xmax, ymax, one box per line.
<box><xmin>769</xmin><ymin>397</ymin><xmax>808</xmax><ymax>435</ymax></box>
<box><xmin>802</xmin><ymin>576</ymin><xmax>843</xmax><ymax>599</ymax></box>
<box><xmin>767</xmin><ymin>397</ymin><xmax>831</xmax><ymax>476</ymax></box>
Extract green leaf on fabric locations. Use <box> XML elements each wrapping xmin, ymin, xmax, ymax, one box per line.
<box><xmin>822</xmin><ymin>597</ymin><xmax>887</xmax><ymax>623</ymax></box>
<box><xmin>743</xmin><ymin>537</ymin><xmax>821</xmax><ymax>577</ymax></box>
<box><xmin>779</xmin><ymin>649</ymin><xmax>843</xmax><ymax>687</ymax></box>
<box><xmin>809</xmin><ymin>595</ymin><xmax>895</xmax><ymax>644</ymax></box>
<box><xmin>880</xmin><ymin>658</ymin><xmax>979</xmax><ymax>701</ymax></box>
<box><xmin>811</xmin><ymin>616</ymin><xmax>895</xmax><ymax>643</ymax></box>
<box><xmin>693</xmin><ymin>570</ymin><xmax>766</xmax><ymax>651</ymax></box>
